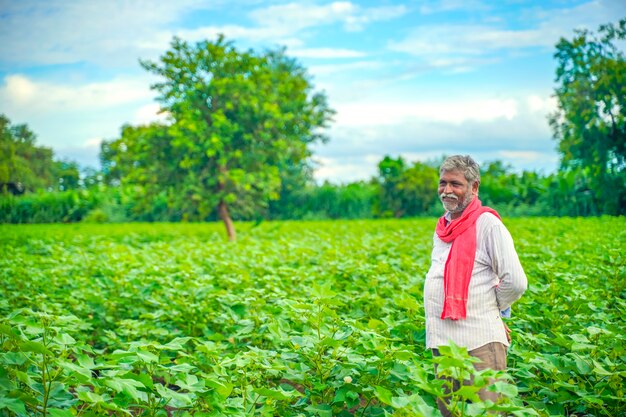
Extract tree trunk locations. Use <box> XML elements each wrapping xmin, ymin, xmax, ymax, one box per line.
<box><xmin>218</xmin><ymin>200</ymin><xmax>236</xmax><ymax>241</ymax></box>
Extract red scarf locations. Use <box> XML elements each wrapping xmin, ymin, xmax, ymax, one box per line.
<box><xmin>436</xmin><ymin>197</ymin><xmax>500</xmax><ymax>320</ymax></box>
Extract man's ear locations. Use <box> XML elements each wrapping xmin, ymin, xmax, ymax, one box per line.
<box><xmin>472</xmin><ymin>180</ymin><xmax>480</xmax><ymax>196</ymax></box>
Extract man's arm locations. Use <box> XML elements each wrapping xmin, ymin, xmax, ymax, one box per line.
<box><xmin>488</xmin><ymin>223</ymin><xmax>528</xmax><ymax>311</ymax></box>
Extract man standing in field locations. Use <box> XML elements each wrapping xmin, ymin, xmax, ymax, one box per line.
<box><xmin>424</xmin><ymin>155</ymin><xmax>527</xmax><ymax>416</ymax></box>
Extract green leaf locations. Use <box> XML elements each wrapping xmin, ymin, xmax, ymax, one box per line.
<box><xmin>20</xmin><ymin>341</ymin><xmax>52</xmax><ymax>355</ymax></box>
<box><xmin>1</xmin><ymin>352</ymin><xmax>29</xmax><ymax>365</ymax></box>
<box><xmin>77</xmin><ymin>390</ymin><xmax>105</xmax><ymax>404</ymax></box>
<box><xmin>58</xmin><ymin>359</ymin><xmax>92</xmax><ymax>380</ymax></box>
<box><xmin>583</xmin><ymin>396</ymin><xmax>604</xmax><ymax>405</ymax></box>
<box><xmin>305</xmin><ymin>404</ymin><xmax>333</xmax><ymax>417</ymax></box>
<box><xmin>155</xmin><ymin>383</ymin><xmax>193</xmax><ymax>408</ymax></box>
<box><xmin>574</xmin><ymin>356</ymin><xmax>592</xmax><ymax>374</ymax></box>
<box><xmin>453</xmin><ymin>385</ymin><xmax>481</xmax><ymax>402</ymax></box>
<box><xmin>374</xmin><ymin>385</ymin><xmax>393</xmax><ymax>405</ymax></box>
<box><xmin>394</xmin><ymin>350</ymin><xmax>415</xmax><ymax>361</ymax></box>
<box><xmin>205</xmin><ymin>378</ymin><xmax>233</xmax><ymax>399</ymax></box>
<box><xmin>253</xmin><ymin>386</ymin><xmax>301</xmax><ymax>400</ymax></box>
<box><xmin>310</xmin><ymin>282</ymin><xmax>336</xmax><ymax>300</ymax></box>
<box><xmin>0</xmin><ymin>324</ymin><xmax>14</xmax><ymax>337</ymax></box>
<box><xmin>104</xmin><ymin>377</ymin><xmax>146</xmax><ymax>401</ymax></box>
<box><xmin>488</xmin><ymin>381</ymin><xmax>518</xmax><ymax>397</ymax></box>
<box><xmin>121</xmin><ymin>372</ymin><xmax>155</xmax><ymax>392</ymax></box>
<box><xmin>53</xmin><ymin>333</ymin><xmax>76</xmax><ymax>346</ymax></box>
<box><xmin>48</xmin><ymin>409</ymin><xmax>75</xmax><ymax>417</ymax></box>
<box><xmin>76</xmin><ymin>353</ymin><xmax>96</xmax><ymax>369</ymax></box>
<box><xmin>367</xmin><ymin>318</ymin><xmax>386</xmax><ymax>330</ymax></box>
<box><xmin>175</xmin><ymin>374</ymin><xmax>204</xmax><ymax>393</ymax></box>
<box><xmin>570</xmin><ymin>334</ymin><xmax>590</xmax><ymax>343</ymax></box>
<box><xmin>135</xmin><ymin>349</ymin><xmax>159</xmax><ymax>363</ymax></box>
<box><xmin>163</xmin><ymin>337</ymin><xmax>192</xmax><ymax>350</ymax></box>
<box><xmin>0</xmin><ymin>397</ymin><xmax>26</xmax><ymax>414</ymax></box>
<box><xmin>572</xmin><ymin>342</ymin><xmax>596</xmax><ymax>351</ymax></box>
<box><xmin>394</xmin><ymin>294</ymin><xmax>421</xmax><ymax>312</ymax></box>
<box><xmin>592</xmin><ymin>361</ymin><xmax>613</xmax><ymax>376</ymax></box>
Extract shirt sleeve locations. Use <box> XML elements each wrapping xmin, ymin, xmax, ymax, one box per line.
<box><xmin>486</xmin><ymin>221</ymin><xmax>528</xmax><ymax>311</ymax></box>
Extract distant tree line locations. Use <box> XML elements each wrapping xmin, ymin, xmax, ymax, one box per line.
<box><xmin>1</xmin><ymin>20</ymin><xmax>624</xmax><ymax>231</ymax></box>
<box><xmin>0</xmin><ymin>114</ymin><xmax>82</xmax><ymax>194</ymax></box>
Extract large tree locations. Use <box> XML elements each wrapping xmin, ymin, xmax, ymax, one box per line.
<box><xmin>103</xmin><ymin>36</ymin><xmax>333</xmax><ymax>239</ymax></box>
<box><xmin>549</xmin><ymin>19</ymin><xmax>626</xmax><ymax>214</ymax></box>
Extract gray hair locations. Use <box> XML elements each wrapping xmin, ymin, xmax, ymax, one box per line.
<box><xmin>440</xmin><ymin>155</ymin><xmax>481</xmax><ymax>184</ymax></box>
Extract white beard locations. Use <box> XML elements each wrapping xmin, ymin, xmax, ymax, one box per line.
<box><xmin>440</xmin><ymin>192</ymin><xmax>473</xmax><ymax>214</ymax></box>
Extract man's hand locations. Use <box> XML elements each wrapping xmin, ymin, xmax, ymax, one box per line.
<box><xmin>503</xmin><ymin>322</ymin><xmax>512</xmax><ymax>343</ymax></box>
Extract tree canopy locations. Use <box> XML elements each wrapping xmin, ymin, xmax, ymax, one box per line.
<box><xmin>102</xmin><ymin>36</ymin><xmax>334</xmax><ymax>239</ymax></box>
<box><xmin>0</xmin><ymin>114</ymin><xmax>79</xmax><ymax>194</ymax></box>
<box><xmin>550</xmin><ymin>18</ymin><xmax>626</xmax><ymax>214</ymax></box>
<box><xmin>376</xmin><ymin>156</ymin><xmax>439</xmax><ymax>218</ymax></box>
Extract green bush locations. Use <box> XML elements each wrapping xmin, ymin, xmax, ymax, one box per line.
<box><xmin>0</xmin><ymin>190</ymin><xmax>99</xmax><ymax>223</ymax></box>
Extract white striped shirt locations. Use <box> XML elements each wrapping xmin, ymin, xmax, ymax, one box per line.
<box><xmin>424</xmin><ymin>212</ymin><xmax>527</xmax><ymax>351</ymax></box>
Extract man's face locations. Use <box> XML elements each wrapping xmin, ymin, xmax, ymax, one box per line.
<box><xmin>438</xmin><ymin>170</ymin><xmax>478</xmax><ymax>216</ymax></box>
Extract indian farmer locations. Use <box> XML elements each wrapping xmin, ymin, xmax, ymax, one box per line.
<box><xmin>424</xmin><ymin>154</ymin><xmax>528</xmax><ymax>416</ymax></box>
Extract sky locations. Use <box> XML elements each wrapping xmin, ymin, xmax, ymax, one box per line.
<box><xmin>1</xmin><ymin>0</ymin><xmax>625</xmax><ymax>183</ymax></box>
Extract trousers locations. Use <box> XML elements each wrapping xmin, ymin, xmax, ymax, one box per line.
<box><xmin>432</xmin><ymin>342</ymin><xmax>507</xmax><ymax>417</ymax></box>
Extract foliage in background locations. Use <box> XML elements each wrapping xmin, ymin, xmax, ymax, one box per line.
<box><xmin>0</xmin><ymin>161</ymin><xmax>615</xmax><ymax>224</ymax></box>
<box><xmin>1</xmin><ymin>218</ymin><xmax>624</xmax><ymax>416</ymax></box>
<box><xmin>3</xmin><ymin>20</ymin><xmax>626</xmax><ymax>224</ymax></box>
<box><xmin>0</xmin><ymin>114</ymin><xmax>80</xmax><ymax>194</ymax></box>
<box><xmin>270</xmin><ymin>180</ymin><xmax>377</xmax><ymax>220</ymax></box>
<box><xmin>375</xmin><ymin>156</ymin><xmax>440</xmax><ymax>218</ymax></box>
<box><xmin>550</xmin><ymin>18</ymin><xmax>626</xmax><ymax>215</ymax></box>
<box><xmin>0</xmin><ymin>190</ymin><xmax>99</xmax><ymax>223</ymax></box>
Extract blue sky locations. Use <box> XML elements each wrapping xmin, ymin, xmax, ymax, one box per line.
<box><xmin>1</xmin><ymin>0</ymin><xmax>624</xmax><ymax>183</ymax></box>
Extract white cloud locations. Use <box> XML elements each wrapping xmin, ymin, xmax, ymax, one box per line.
<box><xmin>389</xmin><ymin>0</ymin><xmax>626</xmax><ymax>69</ymax></box>
<box><xmin>0</xmin><ymin>74</ymin><xmax>153</xmax><ymax>112</ymax></box>
<box><xmin>308</xmin><ymin>60</ymin><xmax>385</xmax><ymax>77</ymax></box>
<box><xmin>342</xmin><ymin>4</ymin><xmax>408</xmax><ymax>31</ymax></box>
<box><xmin>177</xmin><ymin>2</ymin><xmax>408</xmax><ymax>46</ymax></box>
<box><xmin>527</xmin><ymin>95</ymin><xmax>557</xmax><ymax>114</ymax></box>
<box><xmin>498</xmin><ymin>150</ymin><xmax>549</xmax><ymax>161</ymax></box>
<box><xmin>249</xmin><ymin>2</ymin><xmax>356</xmax><ymax>31</ymax></box>
<box><xmin>133</xmin><ymin>103</ymin><xmax>170</xmax><ymax>125</ymax></box>
<box><xmin>84</xmin><ymin>137</ymin><xmax>103</xmax><ymax>148</ymax></box>
<box><xmin>176</xmin><ymin>25</ymin><xmax>284</xmax><ymax>44</ymax></box>
<box><xmin>0</xmin><ymin>74</ymin><xmax>157</xmax><ymax>167</ymax></box>
<box><xmin>249</xmin><ymin>2</ymin><xmax>407</xmax><ymax>33</ymax></box>
<box><xmin>3</xmin><ymin>74</ymin><xmax>37</xmax><ymax>104</ymax></box>
<box><xmin>310</xmin><ymin>92</ymin><xmax>560</xmax><ymax>182</ymax></box>
<box><xmin>313</xmin><ymin>155</ymin><xmax>379</xmax><ymax>184</ymax></box>
<box><xmin>0</xmin><ymin>1</ymin><xmax>404</xmax><ymax>68</ymax></box>
<box><xmin>290</xmin><ymin>48</ymin><xmax>366</xmax><ymax>59</ymax></box>
<box><xmin>388</xmin><ymin>24</ymin><xmax>553</xmax><ymax>59</ymax></box>
<box><xmin>333</xmin><ymin>98</ymin><xmax>518</xmax><ymax>127</ymax></box>
<box><xmin>0</xmin><ymin>0</ymin><xmax>216</xmax><ymax>67</ymax></box>
<box><xmin>51</xmin><ymin>136</ymin><xmax>106</xmax><ymax>166</ymax></box>
<box><xmin>419</xmin><ymin>0</ymin><xmax>489</xmax><ymax>15</ymax></box>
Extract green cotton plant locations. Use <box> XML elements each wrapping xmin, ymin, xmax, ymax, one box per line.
<box><xmin>99</xmin><ymin>338</ymin><xmax>207</xmax><ymax>416</ymax></box>
<box><xmin>275</xmin><ymin>283</ymin><xmax>429</xmax><ymax>417</ymax></box>
<box><xmin>280</xmin><ymin>283</ymin><xmax>385</xmax><ymax>415</ymax></box>
<box><xmin>0</xmin><ymin>310</ymin><xmax>94</xmax><ymax>417</ymax></box>
<box><xmin>396</xmin><ymin>342</ymin><xmax>538</xmax><ymax>417</ymax></box>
